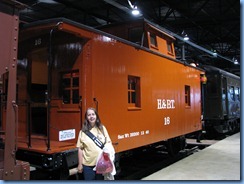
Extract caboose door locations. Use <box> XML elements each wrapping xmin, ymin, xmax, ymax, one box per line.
<box><xmin>28</xmin><ymin>49</ymin><xmax>48</xmax><ymax>136</ymax></box>
<box><xmin>19</xmin><ymin>29</ymin><xmax>84</xmax><ymax>141</ymax></box>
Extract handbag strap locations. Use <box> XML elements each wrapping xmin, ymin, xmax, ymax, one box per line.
<box><xmin>84</xmin><ymin>130</ymin><xmax>104</xmax><ymax>149</ymax></box>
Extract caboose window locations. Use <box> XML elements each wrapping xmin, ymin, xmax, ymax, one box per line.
<box><xmin>128</xmin><ymin>76</ymin><xmax>141</xmax><ymax>108</ymax></box>
<box><xmin>149</xmin><ymin>33</ymin><xmax>158</xmax><ymax>48</ymax></box>
<box><xmin>185</xmin><ymin>85</ymin><xmax>191</xmax><ymax>107</ymax></box>
<box><xmin>167</xmin><ymin>41</ymin><xmax>173</xmax><ymax>54</ymax></box>
<box><xmin>61</xmin><ymin>70</ymin><xmax>79</xmax><ymax>104</ymax></box>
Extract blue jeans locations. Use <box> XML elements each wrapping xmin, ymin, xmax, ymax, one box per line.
<box><xmin>83</xmin><ymin>165</ymin><xmax>104</xmax><ymax>180</ymax></box>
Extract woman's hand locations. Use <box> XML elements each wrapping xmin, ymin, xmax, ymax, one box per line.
<box><xmin>77</xmin><ymin>164</ymin><xmax>83</xmax><ymax>173</ymax></box>
<box><xmin>77</xmin><ymin>149</ymin><xmax>84</xmax><ymax>173</ymax></box>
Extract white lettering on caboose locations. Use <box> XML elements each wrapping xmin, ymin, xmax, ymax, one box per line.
<box><xmin>157</xmin><ymin>99</ymin><xmax>175</xmax><ymax>109</ymax></box>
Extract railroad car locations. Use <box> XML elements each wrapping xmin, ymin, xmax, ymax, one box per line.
<box><xmin>201</xmin><ymin>65</ymin><xmax>240</xmax><ymax>137</ymax></box>
<box><xmin>0</xmin><ymin>17</ymin><xmax>204</xmax><ymax>179</ymax></box>
<box><xmin>0</xmin><ymin>0</ymin><xmax>30</xmax><ymax>180</ymax></box>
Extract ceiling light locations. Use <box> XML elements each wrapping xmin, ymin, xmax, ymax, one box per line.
<box><xmin>234</xmin><ymin>59</ymin><xmax>238</xmax><ymax>65</ymax></box>
<box><xmin>128</xmin><ymin>0</ymin><xmax>140</xmax><ymax>16</ymax></box>
<box><xmin>132</xmin><ymin>6</ymin><xmax>140</xmax><ymax>15</ymax></box>
<box><xmin>181</xmin><ymin>31</ymin><xmax>189</xmax><ymax>41</ymax></box>
<box><xmin>183</xmin><ymin>34</ymin><xmax>189</xmax><ymax>41</ymax></box>
<box><xmin>37</xmin><ymin>0</ymin><xmax>59</xmax><ymax>4</ymax></box>
<box><xmin>212</xmin><ymin>50</ymin><xmax>217</xmax><ymax>57</ymax></box>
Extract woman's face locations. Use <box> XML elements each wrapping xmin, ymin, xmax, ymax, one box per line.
<box><xmin>86</xmin><ymin>109</ymin><xmax>97</xmax><ymax>127</ymax></box>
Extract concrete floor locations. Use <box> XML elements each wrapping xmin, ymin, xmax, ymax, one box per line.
<box><xmin>142</xmin><ymin>132</ymin><xmax>240</xmax><ymax>180</ymax></box>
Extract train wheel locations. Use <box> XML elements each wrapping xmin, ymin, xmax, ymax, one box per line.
<box><xmin>166</xmin><ymin>136</ymin><xmax>186</xmax><ymax>157</ymax></box>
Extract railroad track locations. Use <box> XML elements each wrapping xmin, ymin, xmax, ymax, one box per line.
<box><xmin>31</xmin><ymin>139</ymin><xmax>218</xmax><ymax>180</ymax></box>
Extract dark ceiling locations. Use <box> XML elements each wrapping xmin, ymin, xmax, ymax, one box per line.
<box><xmin>15</xmin><ymin>0</ymin><xmax>240</xmax><ymax>75</ymax></box>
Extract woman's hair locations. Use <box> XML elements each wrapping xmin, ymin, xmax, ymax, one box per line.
<box><xmin>82</xmin><ymin>107</ymin><xmax>104</xmax><ymax>134</ymax></box>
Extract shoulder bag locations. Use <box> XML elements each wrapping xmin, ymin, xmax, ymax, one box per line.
<box><xmin>84</xmin><ymin>130</ymin><xmax>105</xmax><ymax>149</ymax></box>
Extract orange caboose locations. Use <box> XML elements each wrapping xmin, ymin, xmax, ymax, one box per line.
<box><xmin>1</xmin><ymin>18</ymin><xmax>204</xmax><ymax>179</ymax></box>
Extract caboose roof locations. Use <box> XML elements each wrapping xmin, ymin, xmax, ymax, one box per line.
<box><xmin>20</xmin><ymin>17</ymin><xmax>204</xmax><ymax>72</ymax></box>
<box><xmin>98</xmin><ymin>18</ymin><xmax>176</xmax><ymax>40</ymax></box>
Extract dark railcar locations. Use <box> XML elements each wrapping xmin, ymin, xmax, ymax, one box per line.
<box><xmin>202</xmin><ymin>65</ymin><xmax>240</xmax><ymax>136</ymax></box>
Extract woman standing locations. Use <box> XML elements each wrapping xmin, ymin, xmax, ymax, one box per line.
<box><xmin>76</xmin><ymin>107</ymin><xmax>113</xmax><ymax>180</ymax></box>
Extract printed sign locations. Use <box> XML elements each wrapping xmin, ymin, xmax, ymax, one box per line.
<box><xmin>59</xmin><ymin>129</ymin><xmax>75</xmax><ymax>141</ymax></box>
